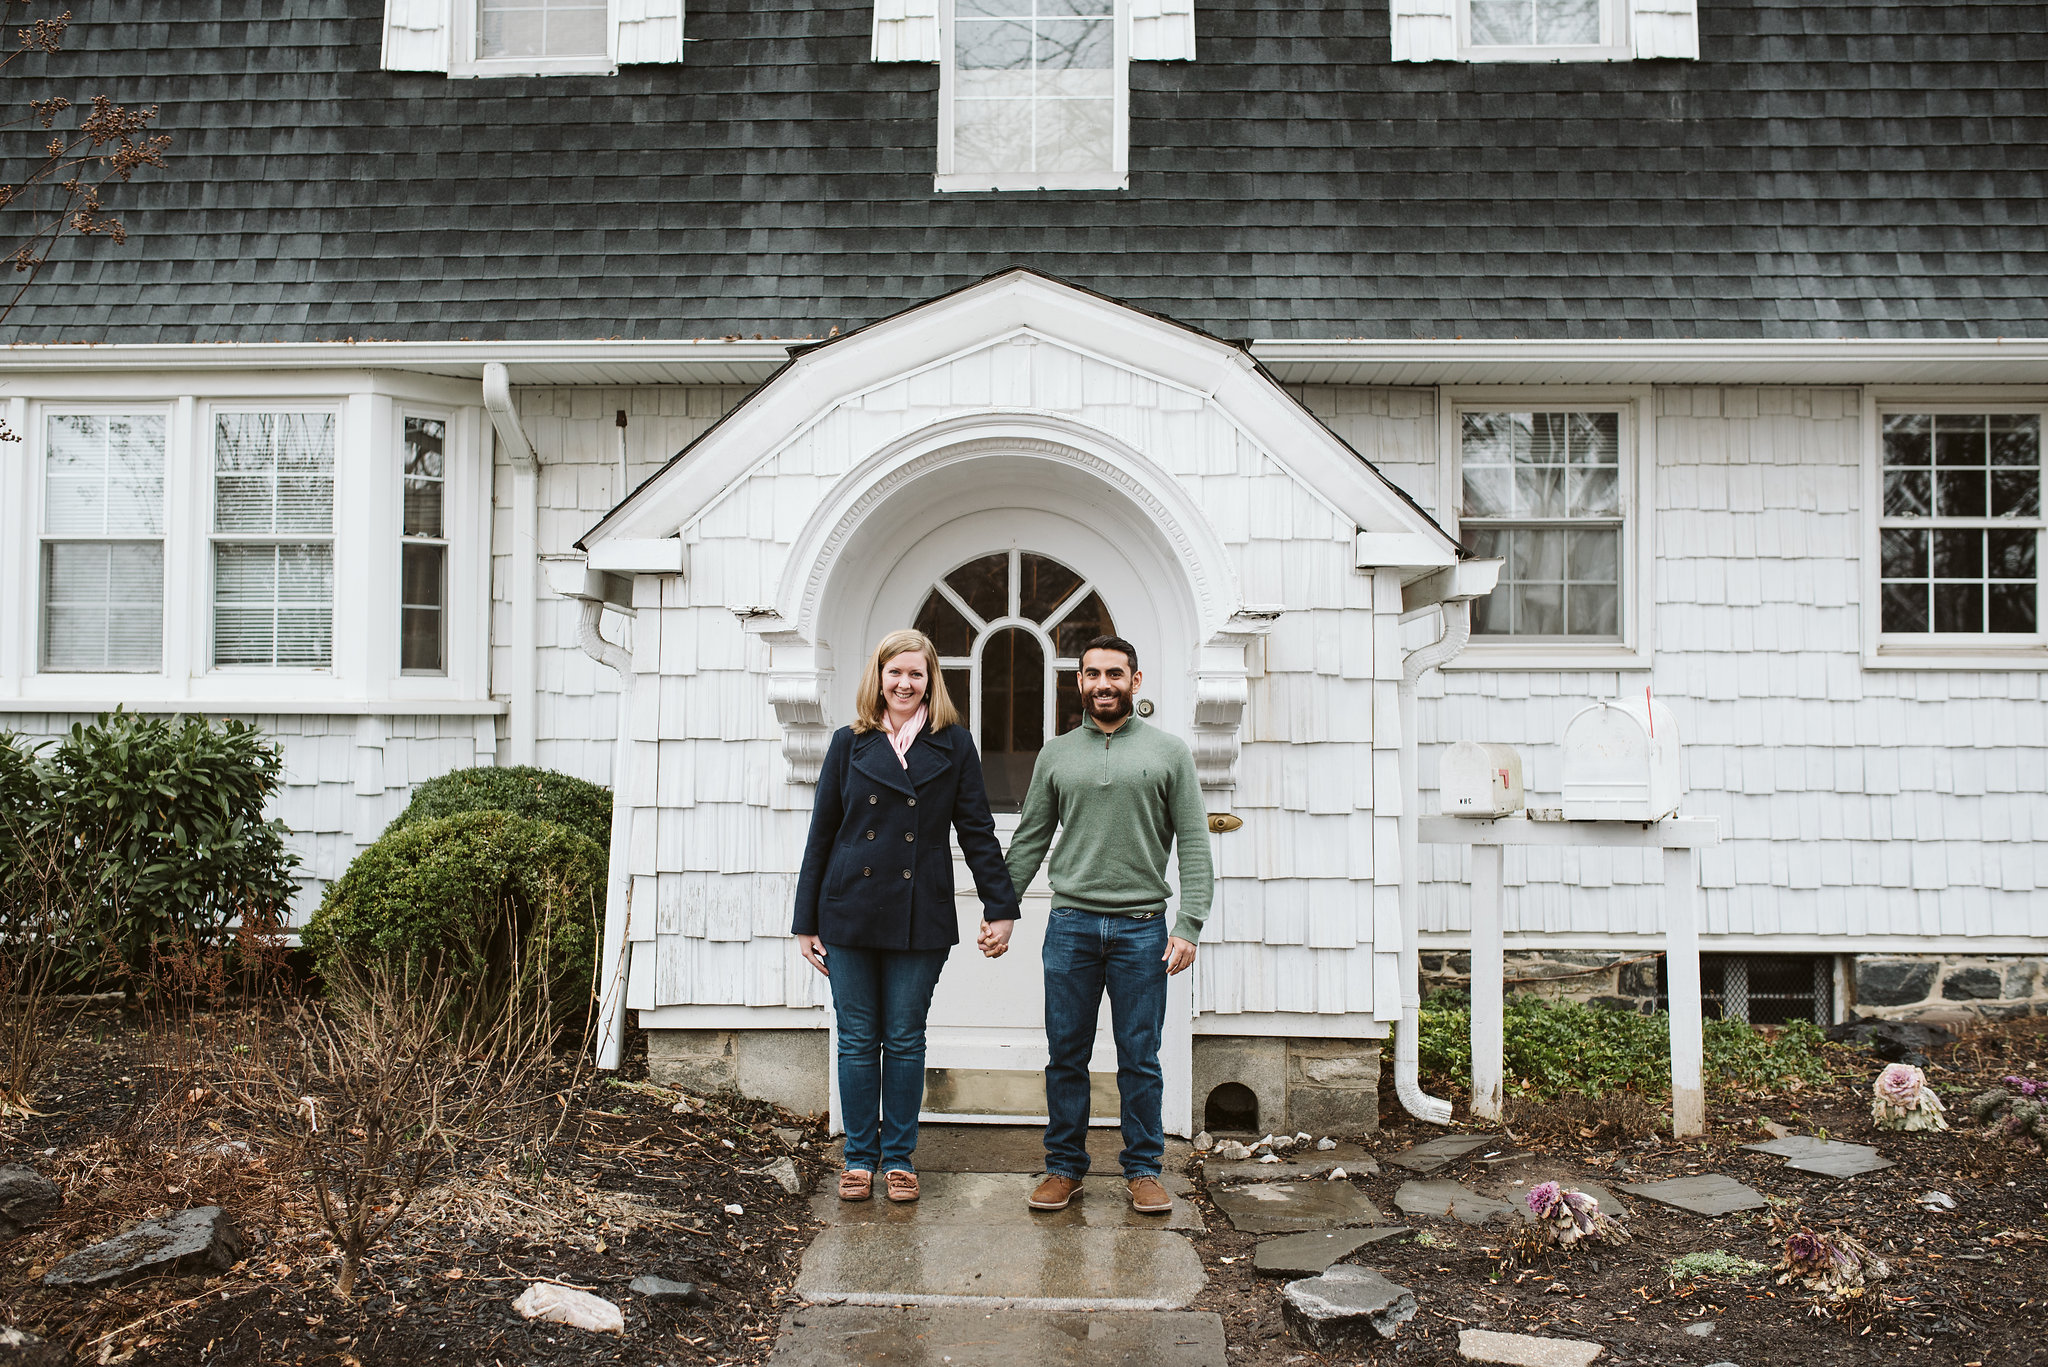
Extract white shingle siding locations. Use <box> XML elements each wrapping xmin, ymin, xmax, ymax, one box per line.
<box><xmin>1289</xmin><ymin>383</ymin><xmax>2045</xmax><ymax>950</ymax></box>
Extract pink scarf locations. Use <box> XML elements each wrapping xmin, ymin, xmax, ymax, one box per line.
<box><xmin>884</xmin><ymin>706</ymin><xmax>926</xmax><ymax>768</ymax></box>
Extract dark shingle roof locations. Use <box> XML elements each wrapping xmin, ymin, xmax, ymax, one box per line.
<box><xmin>4</xmin><ymin>0</ymin><xmax>2044</xmax><ymax>342</ymax></box>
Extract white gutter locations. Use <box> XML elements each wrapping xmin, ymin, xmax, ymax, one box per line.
<box><xmin>0</xmin><ymin>336</ymin><xmax>794</xmax><ymax>376</ymax></box>
<box><xmin>576</xmin><ymin>595</ymin><xmax>638</xmax><ymax>1072</ymax></box>
<box><xmin>482</xmin><ymin>363</ymin><xmax>540</xmax><ymax>767</ymax></box>
<box><xmin>1394</xmin><ymin>599</ymin><xmax>1473</xmax><ymax>1127</ymax></box>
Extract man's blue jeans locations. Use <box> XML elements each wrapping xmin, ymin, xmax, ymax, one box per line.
<box><xmin>827</xmin><ymin>942</ymin><xmax>949</xmax><ymax>1173</ymax></box>
<box><xmin>1042</xmin><ymin>908</ymin><xmax>1167</xmax><ymax>1180</ymax></box>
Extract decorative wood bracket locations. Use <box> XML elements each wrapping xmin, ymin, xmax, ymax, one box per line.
<box><xmin>740</xmin><ymin>611</ymin><xmax>833</xmax><ymax>785</ymax></box>
<box><xmin>1190</xmin><ymin>607</ymin><xmax>1281</xmax><ymax>791</ymax></box>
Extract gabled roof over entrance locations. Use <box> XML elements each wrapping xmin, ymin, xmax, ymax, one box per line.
<box><xmin>580</xmin><ymin>268</ymin><xmax>1460</xmax><ymax>561</ymax></box>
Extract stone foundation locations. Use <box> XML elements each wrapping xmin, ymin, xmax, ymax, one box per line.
<box><xmin>1851</xmin><ymin>956</ymin><xmax>2047</xmax><ymax>1022</ymax></box>
<box><xmin>1193</xmin><ymin>1036</ymin><xmax>1382</xmax><ymax>1137</ymax></box>
<box><xmin>645</xmin><ymin>1027</ymin><xmax>830</xmax><ymax>1116</ymax></box>
<box><xmin>1419</xmin><ymin>949</ymin><xmax>1663</xmax><ymax>1014</ymax></box>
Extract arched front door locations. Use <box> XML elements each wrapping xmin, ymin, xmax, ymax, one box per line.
<box><xmin>847</xmin><ymin>507</ymin><xmax>1195</xmax><ymax>1131</ymax></box>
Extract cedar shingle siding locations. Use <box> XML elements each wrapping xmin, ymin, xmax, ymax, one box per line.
<box><xmin>6</xmin><ymin>0</ymin><xmax>2043</xmax><ymax>342</ymax></box>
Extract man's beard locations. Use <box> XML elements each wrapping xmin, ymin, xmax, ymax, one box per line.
<box><xmin>1088</xmin><ymin>688</ymin><xmax>1133</xmax><ymax>721</ymax></box>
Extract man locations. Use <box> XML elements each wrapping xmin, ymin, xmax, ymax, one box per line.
<box><xmin>996</xmin><ymin>635</ymin><xmax>1213</xmax><ymax>1215</ymax></box>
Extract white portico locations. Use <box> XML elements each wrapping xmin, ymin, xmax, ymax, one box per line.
<box><xmin>573</xmin><ymin>270</ymin><xmax>1467</xmax><ymax>1135</ymax></box>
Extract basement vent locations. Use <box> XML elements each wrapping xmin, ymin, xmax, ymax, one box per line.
<box><xmin>1660</xmin><ymin>954</ymin><xmax>1834</xmax><ymax>1026</ymax></box>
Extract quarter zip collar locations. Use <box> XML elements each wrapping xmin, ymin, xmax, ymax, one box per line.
<box><xmin>1082</xmin><ymin>710</ymin><xmax>1145</xmax><ymax>741</ymax></box>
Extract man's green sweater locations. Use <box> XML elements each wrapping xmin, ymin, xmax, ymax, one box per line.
<box><xmin>1005</xmin><ymin>712</ymin><xmax>1214</xmax><ymax>943</ymax></box>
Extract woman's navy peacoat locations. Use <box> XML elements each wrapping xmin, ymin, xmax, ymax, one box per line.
<box><xmin>791</xmin><ymin>723</ymin><xmax>1020</xmax><ymax>951</ymax></box>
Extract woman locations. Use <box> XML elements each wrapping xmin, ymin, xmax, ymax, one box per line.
<box><xmin>793</xmin><ymin>628</ymin><xmax>1019</xmax><ymax>1203</ymax></box>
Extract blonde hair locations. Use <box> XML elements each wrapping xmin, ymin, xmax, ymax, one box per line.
<box><xmin>852</xmin><ymin>629</ymin><xmax>960</xmax><ymax>734</ymax></box>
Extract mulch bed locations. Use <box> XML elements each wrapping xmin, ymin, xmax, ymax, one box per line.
<box><xmin>1</xmin><ymin>1017</ymin><xmax>827</xmax><ymax>1366</ymax></box>
<box><xmin>1184</xmin><ymin>1015</ymin><xmax>2048</xmax><ymax>1367</ymax></box>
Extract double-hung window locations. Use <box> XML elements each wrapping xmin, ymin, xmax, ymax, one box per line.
<box><xmin>401</xmin><ymin>416</ymin><xmax>449</xmax><ymax>674</ymax></box>
<box><xmin>212</xmin><ymin>412</ymin><xmax>337</xmax><ymax>669</ymax></box>
<box><xmin>1459</xmin><ymin>410</ymin><xmax>1625</xmax><ymax>641</ymax></box>
<box><xmin>1465</xmin><ymin>0</ymin><xmax>1627</xmax><ymax>58</ymax></box>
<box><xmin>40</xmin><ymin>413</ymin><xmax>166</xmax><ymax>672</ymax></box>
<box><xmin>939</xmin><ymin>0</ymin><xmax>1126</xmax><ymax>192</ymax></box>
<box><xmin>1876</xmin><ymin>410</ymin><xmax>2041</xmax><ymax>647</ymax></box>
<box><xmin>475</xmin><ymin>0</ymin><xmax>606</xmax><ymax>62</ymax></box>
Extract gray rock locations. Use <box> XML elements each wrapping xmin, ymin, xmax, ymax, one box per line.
<box><xmin>1393</xmin><ymin>1180</ymin><xmax>1516</xmax><ymax>1226</ymax></box>
<box><xmin>0</xmin><ymin>1326</ymin><xmax>68</xmax><ymax>1367</ymax></box>
<box><xmin>1783</xmin><ymin>1149</ymin><xmax>1895</xmax><ymax>1178</ymax></box>
<box><xmin>631</xmin><ymin>1274</ymin><xmax>708</xmax><ymax>1306</ymax></box>
<box><xmin>1209</xmin><ymin>1181</ymin><xmax>1382</xmax><ymax>1235</ymax></box>
<box><xmin>0</xmin><ymin>1165</ymin><xmax>62</xmax><ymax>1238</ymax></box>
<box><xmin>1941</xmin><ymin>966</ymin><xmax>2003</xmax><ymax>1001</ymax></box>
<box><xmin>1282</xmin><ymin>1265</ymin><xmax>1417</xmax><ymax>1350</ymax></box>
<box><xmin>1386</xmin><ymin>1134</ymin><xmax>1496</xmax><ymax>1175</ymax></box>
<box><xmin>1204</xmin><ymin>1143</ymin><xmax>1379</xmax><ymax>1184</ymax></box>
<box><xmin>1684</xmin><ymin>1322</ymin><xmax>1717</xmax><ymax>1337</ymax></box>
<box><xmin>1456</xmin><ymin>1328</ymin><xmax>1603</xmax><ymax>1366</ymax></box>
<box><xmin>2004</xmin><ymin>961</ymin><xmax>2039</xmax><ymax>1000</ymax></box>
<box><xmin>1254</xmin><ymin>1226</ymin><xmax>1411</xmax><ymax>1276</ymax></box>
<box><xmin>1617</xmin><ymin>1175</ymin><xmax>1766</xmax><ymax>1217</ymax></box>
<box><xmin>1854</xmin><ymin>960</ymin><xmax>1935</xmax><ymax>1008</ymax></box>
<box><xmin>759</xmin><ymin>1156</ymin><xmax>805</xmax><ymax>1194</ymax></box>
<box><xmin>43</xmin><ymin>1206</ymin><xmax>243</xmax><ymax>1288</ymax></box>
<box><xmin>1193</xmin><ymin>1130</ymin><xmax>1213</xmax><ymax>1151</ymax></box>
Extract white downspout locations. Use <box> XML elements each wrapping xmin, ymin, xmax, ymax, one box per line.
<box><xmin>1395</xmin><ymin>599</ymin><xmax>1472</xmax><ymax>1126</ymax></box>
<box><xmin>482</xmin><ymin>363</ymin><xmax>539</xmax><ymax>767</ymax></box>
<box><xmin>577</xmin><ymin>595</ymin><xmax>636</xmax><ymax>1071</ymax></box>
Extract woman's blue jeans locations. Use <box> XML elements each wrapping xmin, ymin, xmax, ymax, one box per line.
<box><xmin>826</xmin><ymin>942</ymin><xmax>949</xmax><ymax>1173</ymax></box>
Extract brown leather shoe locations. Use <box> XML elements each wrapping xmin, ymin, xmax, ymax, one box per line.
<box><xmin>1127</xmin><ymin>1176</ymin><xmax>1172</xmax><ymax>1214</ymax></box>
<box><xmin>838</xmin><ymin>1168</ymin><xmax>874</xmax><ymax>1202</ymax></box>
<box><xmin>884</xmin><ymin>1170</ymin><xmax>920</xmax><ymax>1203</ymax></box>
<box><xmin>1028</xmin><ymin>1174</ymin><xmax>1083</xmax><ymax>1210</ymax></box>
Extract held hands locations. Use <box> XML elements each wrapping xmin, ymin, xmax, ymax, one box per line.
<box><xmin>977</xmin><ymin>918</ymin><xmax>1015</xmax><ymax>959</ymax></box>
<box><xmin>1163</xmin><ymin>936</ymin><xmax>1197</xmax><ymax>976</ymax></box>
<box><xmin>796</xmin><ymin>933</ymin><xmax>829</xmax><ymax>976</ymax></box>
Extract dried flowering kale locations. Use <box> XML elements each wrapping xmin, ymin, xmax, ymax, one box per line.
<box><xmin>1870</xmin><ymin>1062</ymin><xmax>1949</xmax><ymax>1132</ymax></box>
<box><xmin>1524</xmin><ymin>1181</ymin><xmax>1631</xmax><ymax>1248</ymax></box>
<box><xmin>1969</xmin><ymin>1077</ymin><xmax>2048</xmax><ymax>1153</ymax></box>
<box><xmin>1776</xmin><ymin>1228</ymin><xmax>1890</xmax><ymax>1298</ymax></box>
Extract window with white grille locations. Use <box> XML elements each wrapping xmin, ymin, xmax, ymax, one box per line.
<box><xmin>938</xmin><ymin>0</ymin><xmax>1126</xmax><ymax>192</ymax></box>
<box><xmin>40</xmin><ymin>413</ymin><xmax>166</xmax><ymax>672</ymax></box>
<box><xmin>1459</xmin><ymin>410</ymin><xmax>1625</xmax><ymax>640</ymax></box>
<box><xmin>211</xmin><ymin>412</ymin><xmax>336</xmax><ymax>669</ymax></box>
<box><xmin>1878</xmin><ymin>412</ymin><xmax>2041</xmax><ymax>639</ymax></box>
<box><xmin>478</xmin><ymin>0</ymin><xmax>606</xmax><ymax>59</ymax></box>
<box><xmin>401</xmin><ymin>416</ymin><xmax>448</xmax><ymax>674</ymax></box>
<box><xmin>1467</xmin><ymin>0</ymin><xmax>1618</xmax><ymax>52</ymax></box>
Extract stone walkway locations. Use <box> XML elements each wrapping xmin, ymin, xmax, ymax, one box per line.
<box><xmin>769</xmin><ymin>1127</ymin><xmax>1225</xmax><ymax>1366</ymax></box>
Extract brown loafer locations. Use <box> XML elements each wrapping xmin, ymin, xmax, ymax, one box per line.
<box><xmin>1029</xmin><ymin>1174</ymin><xmax>1083</xmax><ymax>1210</ymax></box>
<box><xmin>839</xmin><ymin>1168</ymin><xmax>874</xmax><ymax>1202</ymax></box>
<box><xmin>1127</xmin><ymin>1176</ymin><xmax>1172</xmax><ymax>1214</ymax></box>
<box><xmin>884</xmin><ymin>1170</ymin><xmax>920</xmax><ymax>1203</ymax></box>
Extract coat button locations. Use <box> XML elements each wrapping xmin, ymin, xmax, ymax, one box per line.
<box><xmin>866</xmin><ymin>831</ymin><xmax>875</xmax><ymax>840</ymax></box>
<box><xmin>904</xmin><ymin>831</ymin><xmax>915</xmax><ymax>842</ymax></box>
<box><xmin>862</xmin><ymin>867</ymin><xmax>871</xmax><ymax>876</ymax></box>
<box><xmin>869</xmin><ymin>795</ymin><xmax>878</xmax><ymax>805</ymax></box>
<box><xmin>902</xmin><ymin>869</ymin><xmax>912</xmax><ymax>879</ymax></box>
<box><xmin>907</xmin><ymin>798</ymin><xmax>917</xmax><ymax>807</ymax></box>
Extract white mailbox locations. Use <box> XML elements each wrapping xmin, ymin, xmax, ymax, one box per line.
<box><xmin>1440</xmin><ymin>741</ymin><xmax>1526</xmax><ymax>818</ymax></box>
<box><xmin>1562</xmin><ymin>697</ymin><xmax>1682</xmax><ymax>821</ymax></box>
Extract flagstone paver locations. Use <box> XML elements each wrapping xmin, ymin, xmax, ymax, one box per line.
<box><xmin>1783</xmin><ymin>1149</ymin><xmax>1896</xmax><ymax>1178</ymax></box>
<box><xmin>1386</xmin><ymin>1134</ymin><xmax>1497</xmax><ymax>1175</ymax></box>
<box><xmin>1281</xmin><ymin>1266</ymin><xmax>1418</xmax><ymax>1351</ymax></box>
<box><xmin>1393</xmin><ymin>1179</ymin><xmax>1516</xmax><ymax>1226</ymax></box>
<box><xmin>1457</xmin><ymin>1328</ymin><xmax>1603</xmax><ymax>1366</ymax></box>
<box><xmin>1617</xmin><ymin>1174</ymin><xmax>1767</xmax><ymax>1216</ymax></box>
<box><xmin>1208</xmin><ymin>1181</ymin><xmax>1383</xmax><ymax>1234</ymax></box>
<box><xmin>1740</xmin><ymin>1135</ymin><xmax>1877</xmax><ymax>1161</ymax></box>
<box><xmin>766</xmin><ymin>1305</ymin><xmax>1227</xmax><ymax>1366</ymax></box>
<box><xmin>797</xmin><ymin>1223</ymin><xmax>1205</xmax><ymax>1310</ymax></box>
<box><xmin>1253</xmin><ymin>1227</ymin><xmax>1411</xmax><ymax>1276</ymax></box>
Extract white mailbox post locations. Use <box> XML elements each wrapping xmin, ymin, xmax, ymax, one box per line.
<box><xmin>1423</xmin><ymin>710</ymin><xmax>1719</xmax><ymax>1137</ymax></box>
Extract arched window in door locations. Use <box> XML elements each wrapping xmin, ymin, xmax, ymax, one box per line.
<box><xmin>913</xmin><ymin>550</ymin><xmax>1115</xmax><ymax>812</ymax></box>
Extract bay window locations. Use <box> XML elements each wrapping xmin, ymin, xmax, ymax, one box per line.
<box><xmin>401</xmin><ymin>415</ymin><xmax>449</xmax><ymax>673</ymax></box>
<box><xmin>40</xmin><ymin>413</ymin><xmax>166</xmax><ymax>672</ymax></box>
<box><xmin>211</xmin><ymin>412</ymin><xmax>337</xmax><ymax>669</ymax></box>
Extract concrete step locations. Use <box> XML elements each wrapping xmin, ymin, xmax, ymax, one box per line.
<box><xmin>826</xmin><ymin>1122</ymin><xmax>1195</xmax><ymax>1176</ymax></box>
<box><xmin>795</xmin><ymin>1222</ymin><xmax>1206</xmax><ymax>1310</ymax></box>
<box><xmin>767</xmin><ymin>1305</ymin><xmax>1227</xmax><ymax>1366</ymax></box>
<box><xmin>812</xmin><ymin>1171</ymin><xmax>1204</xmax><ymax>1232</ymax></box>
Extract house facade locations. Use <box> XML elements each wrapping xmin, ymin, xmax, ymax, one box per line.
<box><xmin>2</xmin><ymin>0</ymin><xmax>2043</xmax><ymax>1134</ymax></box>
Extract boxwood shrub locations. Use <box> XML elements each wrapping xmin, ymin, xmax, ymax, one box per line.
<box><xmin>385</xmin><ymin>765</ymin><xmax>612</xmax><ymax>851</ymax></box>
<box><xmin>304</xmin><ymin>810</ymin><xmax>602</xmax><ymax>1039</ymax></box>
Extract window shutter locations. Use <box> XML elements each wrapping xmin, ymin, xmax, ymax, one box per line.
<box><xmin>1631</xmin><ymin>0</ymin><xmax>1699</xmax><ymax>58</ymax></box>
<box><xmin>872</xmin><ymin>0</ymin><xmax>938</xmax><ymax>63</ymax></box>
<box><xmin>616</xmin><ymin>0</ymin><xmax>684</xmax><ymax>64</ymax></box>
<box><xmin>1130</xmin><ymin>0</ymin><xmax>1195</xmax><ymax>61</ymax></box>
<box><xmin>1389</xmin><ymin>0</ymin><xmax>1456</xmax><ymax>61</ymax></box>
<box><xmin>382</xmin><ymin>0</ymin><xmax>452</xmax><ymax>71</ymax></box>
